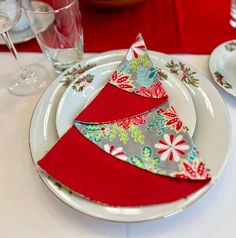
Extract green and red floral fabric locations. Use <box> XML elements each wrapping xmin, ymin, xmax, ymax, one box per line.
<box><xmin>74</xmin><ymin>34</ymin><xmax>210</xmax><ymax>180</ymax></box>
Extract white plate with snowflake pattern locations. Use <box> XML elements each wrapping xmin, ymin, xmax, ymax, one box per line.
<box><xmin>29</xmin><ymin>50</ymin><xmax>231</xmax><ymax>222</ymax></box>
<box><xmin>209</xmin><ymin>39</ymin><xmax>236</xmax><ymax>97</ymax></box>
<box><xmin>56</xmin><ymin>61</ymin><xmax>197</xmax><ymax>139</ymax></box>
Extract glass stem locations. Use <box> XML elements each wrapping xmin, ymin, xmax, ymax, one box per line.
<box><xmin>1</xmin><ymin>31</ymin><xmax>31</xmax><ymax>80</ymax></box>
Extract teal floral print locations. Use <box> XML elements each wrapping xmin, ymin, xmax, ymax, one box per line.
<box><xmin>75</xmin><ymin>114</ymin><xmax>146</xmax><ymax>145</ymax></box>
<box><xmin>136</xmin><ymin>65</ymin><xmax>154</xmax><ymax>88</ymax></box>
<box><xmin>146</xmin><ymin>105</ymin><xmax>188</xmax><ymax>136</ymax></box>
<box><xmin>129</xmin><ymin>145</ymin><xmax>161</xmax><ymax>172</ymax></box>
<box><xmin>187</xmin><ymin>146</ymin><xmax>199</xmax><ymax>161</ymax></box>
<box><xmin>82</xmin><ymin>124</ymin><xmax>110</xmax><ymax>143</ymax></box>
<box><xmin>146</xmin><ymin>112</ymin><xmax>167</xmax><ymax>136</ymax></box>
<box><xmin>117</xmin><ymin>60</ymin><xmax>132</xmax><ymax>74</ymax></box>
<box><xmin>149</xmin><ymin>67</ymin><xmax>168</xmax><ymax>81</ymax></box>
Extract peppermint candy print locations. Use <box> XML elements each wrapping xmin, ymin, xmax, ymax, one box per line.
<box><xmin>126</xmin><ymin>34</ymin><xmax>146</xmax><ymax>61</ymax></box>
<box><xmin>155</xmin><ymin>134</ymin><xmax>190</xmax><ymax>162</ymax></box>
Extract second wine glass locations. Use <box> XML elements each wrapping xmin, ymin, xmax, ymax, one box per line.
<box><xmin>0</xmin><ymin>0</ymin><xmax>49</xmax><ymax>96</ymax></box>
<box><xmin>23</xmin><ymin>0</ymin><xmax>84</xmax><ymax>74</ymax></box>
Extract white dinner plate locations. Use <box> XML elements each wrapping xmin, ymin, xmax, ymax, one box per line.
<box><xmin>56</xmin><ymin>61</ymin><xmax>196</xmax><ymax>138</ymax></box>
<box><xmin>209</xmin><ymin>39</ymin><xmax>236</xmax><ymax>97</ymax></box>
<box><xmin>29</xmin><ymin>50</ymin><xmax>231</xmax><ymax>223</ymax></box>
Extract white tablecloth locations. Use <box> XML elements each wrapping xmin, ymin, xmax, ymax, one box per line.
<box><xmin>0</xmin><ymin>53</ymin><xmax>235</xmax><ymax>238</ymax></box>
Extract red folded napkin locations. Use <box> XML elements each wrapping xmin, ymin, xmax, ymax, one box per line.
<box><xmin>38</xmin><ymin>34</ymin><xmax>211</xmax><ymax>207</ymax></box>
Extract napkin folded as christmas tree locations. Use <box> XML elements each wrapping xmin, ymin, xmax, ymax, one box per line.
<box><xmin>38</xmin><ymin>34</ymin><xmax>211</xmax><ymax>207</ymax></box>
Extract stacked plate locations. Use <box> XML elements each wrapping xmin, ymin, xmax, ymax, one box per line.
<box><xmin>29</xmin><ymin>50</ymin><xmax>231</xmax><ymax>222</ymax></box>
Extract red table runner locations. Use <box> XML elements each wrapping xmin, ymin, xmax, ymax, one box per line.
<box><xmin>0</xmin><ymin>0</ymin><xmax>235</xmax><ymax>54</ymax></box>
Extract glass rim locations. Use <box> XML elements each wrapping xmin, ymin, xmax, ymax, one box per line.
<box><xmin>23</xmin><ymin>0</ymin><xmax>77</xmax><ymax>14</ymax></box>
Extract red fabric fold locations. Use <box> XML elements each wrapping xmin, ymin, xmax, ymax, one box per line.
<box><xmin>76</xmin><ymin>83</ymin><xmax>168</xmax><ymax>123</ymax></box>
<box><xmin>38</xmin><ymin>126</ymin><xmax>210</xmax><ymax>207</ymax></box>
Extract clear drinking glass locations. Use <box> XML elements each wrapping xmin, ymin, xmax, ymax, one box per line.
<box><xmin>230</xmin><ymin>0</ymin><xmax>236</xmax><ymax>28</ymax></box>
<box><xmin>0</xmin><ymin>0</ymin><xmax>49</xmax><ymax>96</ymax></box>
<box><xmin>24</xmin><ymin>0</ymin><xmax>84</xmax><ymax>73</ymax></box>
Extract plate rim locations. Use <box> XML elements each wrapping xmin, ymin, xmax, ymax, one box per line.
<box><xmin>29</xmin><ymin>50</ymin><xmax>232</xmax><ymax>222</ymax></box>
<box><xmin>209</xmin><ymin>39</ymin><xmax>236</xmax><ymax>98</ymax></box>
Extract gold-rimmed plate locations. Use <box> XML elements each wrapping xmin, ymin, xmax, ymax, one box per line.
<box><xmin>29</xmin><ymin>50</ymin><xmax>231</xmax><ymax>222</ymax></box>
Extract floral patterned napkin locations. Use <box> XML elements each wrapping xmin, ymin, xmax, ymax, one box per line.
<box><xmin>74</xmin><ymin>33</ymin><xmax>210</xmax><ymax>180</ymax></box>
<box><xmin>38</xmin><ymin>34</ymin><xmax>211</xmax><ymax>207</ymax></box>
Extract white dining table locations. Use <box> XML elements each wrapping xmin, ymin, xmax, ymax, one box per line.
<box><xmin>0</xmin><ymin>52</ymin><xmax>235</xmax><ymax>238</ymax></box>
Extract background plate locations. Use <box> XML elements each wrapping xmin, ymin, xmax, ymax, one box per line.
<box><xmin>209</xmin><ymin>39</ymin><xmax>236</xmax><ymax>97</ymax></box>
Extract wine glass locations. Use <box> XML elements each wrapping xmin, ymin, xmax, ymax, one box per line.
<box><xmin>24</xmin><ymin>0</ymin><xmax>84</xmax><ymax>74</ymax></box>
<box><xmin>230</xmin><ymin>0</ymin><xmax>236</xmax><ymax>28</ymax></box>
<box><xmin>0</xmin><ymin>0</ymin><xmax>49</xmax><ymax>96</ymax></box>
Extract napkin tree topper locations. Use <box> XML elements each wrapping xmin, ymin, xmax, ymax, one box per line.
<box><xmin>75</xmin><ymin>33</ymin><xmax>210</xmax><ymax>180</ymax></box>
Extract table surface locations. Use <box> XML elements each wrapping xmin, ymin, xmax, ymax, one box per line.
<box><xmin>0</xmin><ymin>52</ymin><xmax>235</xmax><ymax>238</ymax></box>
